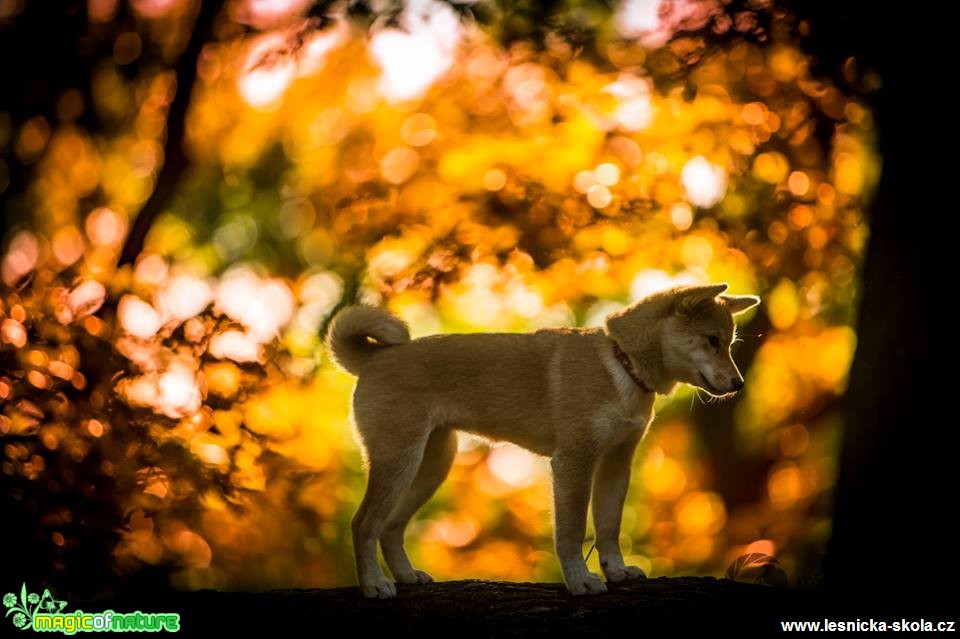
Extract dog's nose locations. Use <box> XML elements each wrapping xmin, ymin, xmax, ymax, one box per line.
<box><xmin>731</xmin><ymin>378</ymin><xmax>744</xmax><ymax>391</ymax></box>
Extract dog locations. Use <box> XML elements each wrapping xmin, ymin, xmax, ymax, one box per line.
<box><xmin>326</xmin><ymin>282</ymin><xmax>759</xmax><ymax>598</ymax></box>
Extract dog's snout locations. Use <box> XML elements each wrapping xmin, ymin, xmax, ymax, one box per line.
<box><xmin>731</xmin><ymin>377</ymin><xmax>744</xmax><ymax>391</ymax></box>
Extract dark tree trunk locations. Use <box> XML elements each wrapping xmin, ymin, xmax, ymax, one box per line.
<box><xmin>813</xmin><ymin>0</ymin><xmax>949</xmax><ymax>608</ymax></box>
<box><xmin>117</xmin><ymin>0</ymin><xmax>225</xmax><ymax>267</ymax></box>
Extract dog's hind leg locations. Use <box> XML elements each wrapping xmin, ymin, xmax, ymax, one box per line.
<box><xmin>352</xmin><ymin>427</ymin><xmax>428</xmax><ymax>599</ymax></box>
<box><xmin>380</xmin><ymin>428</ymin><xmax>458</xmax><ymax>585</ymax></box>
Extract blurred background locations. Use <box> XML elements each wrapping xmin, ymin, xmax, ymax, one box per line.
<box><xmin>0</xmin><ymin>0</ymin><xmax>880</xmax><ymax>597</ymax></box>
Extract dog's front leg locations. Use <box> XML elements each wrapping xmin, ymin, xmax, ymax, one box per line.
<box><xmin>592</xmin><ymin>434</ymin><xmax>646</xmax><ymax>583</ymax></box>
<box><xmin>551</xmin><ymin>451</ymin><xmax>607</xmax><ymax>595</ymax></box>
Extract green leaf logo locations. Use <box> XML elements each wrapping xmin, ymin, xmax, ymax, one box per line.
<box><xmin>3</xmin><ymin>582</ymin><xmax>59</xmax><ymax>631</ymax></box>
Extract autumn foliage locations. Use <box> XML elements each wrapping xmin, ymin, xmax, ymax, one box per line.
<box><xmin>0</xmin><ymin>0</ymin><xmax>877</xmax><ymax>596</ymax></box>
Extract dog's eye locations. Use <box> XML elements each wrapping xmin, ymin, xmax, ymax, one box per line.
<box><xmin>706</xmin><ymin>335</ymin><xmax>720</xmax><ymax>350</ymax></box>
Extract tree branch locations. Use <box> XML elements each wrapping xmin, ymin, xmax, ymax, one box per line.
<box><xmin>117</xmin><ymin>0</ymin><xmax>226</xmax><ymax>268</ymax></box>
<box><xmin>88</xmin><ymin>577</ymin><xmax>843</xmax><ymax>634</ymax></box>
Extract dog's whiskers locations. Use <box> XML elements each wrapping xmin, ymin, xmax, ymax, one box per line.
<box><xmin>692</xmin><ymin>387</ymin><xmax>710</xmax><ymax>407</ymax></box>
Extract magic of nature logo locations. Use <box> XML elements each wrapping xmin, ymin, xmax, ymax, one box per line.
<box><xmin>4</xmin><ymin>583</ymin><xmax>180</xmax><ymax>634</ymax></box>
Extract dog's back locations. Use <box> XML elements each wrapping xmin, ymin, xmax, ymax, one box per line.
<box><xmin>329</xmin><ymin>311</ymin><xmax>614</xmax><ymax>455</ymax></box>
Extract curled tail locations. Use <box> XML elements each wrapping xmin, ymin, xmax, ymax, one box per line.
<box><xmin>325</xmin><ymin>305</ymin><xmax>410</xmax><ymax>376</ymax></box>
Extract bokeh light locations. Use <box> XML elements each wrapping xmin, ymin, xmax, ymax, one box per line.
<box><xmin>0</xmin><ymin>0</ymin><xmax>878</xmax><ymax>594</ymax></box>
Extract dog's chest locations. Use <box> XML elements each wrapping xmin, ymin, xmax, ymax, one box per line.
<box><xmin>616</xmin><ymin>393</ymin><xmax>653</xmax><ymax>432</ymax></box>
<box><xmin>594</xmin><ymin>389</ymin><xmax>653</xmax><ymax>447</ymax></box>
<box><xmin>599</xmin><ymin>347</ymin><xmax>655</xmax><ymax>429</ymax></box>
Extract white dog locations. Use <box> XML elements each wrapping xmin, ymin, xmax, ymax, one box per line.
<box><xmin>327</xmin><ymin>283</ymin><xmax>759</xmax><ymax>598</ymax></box>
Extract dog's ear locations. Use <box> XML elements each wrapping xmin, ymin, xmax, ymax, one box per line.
<box><xmin>676</xmin><ymin>283</ymin><xmax>728</xmax><ymax>316</ymax></box>
<box><xmin>720</xmin><ymin>294</ymin><xmax>760</xmax><ymax>315</ymax></box>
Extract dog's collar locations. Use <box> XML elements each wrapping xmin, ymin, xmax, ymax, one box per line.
<box><xmin>611</xmin><ymin>341</ymin><xmax>654</xmax><ymax>393</ymax></box>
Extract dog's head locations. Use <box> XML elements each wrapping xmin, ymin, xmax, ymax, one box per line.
<box><xmin>605</xmin><ymin>283</ymin><xmax>760</xmax><ymax>396</ymax></box>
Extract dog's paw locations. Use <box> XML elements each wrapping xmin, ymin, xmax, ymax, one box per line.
<box><xmin>361</xmin><ymin>577</ymin><xmax>397</xmax><ymax>599</ymax></box>
<box><xmin>604</xmin><ymin>565</ymin><xmax>647</xmax><ymax>583</ymax></box>
<box><xmin>395</xmin><ymin>569</ymin><xmax>434</xmax><ymax>585</ymax></box>
<box><xmin>565</xmin><ymin>571</ymin><xmax>608</xmax><ymax>596</ymax></box>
